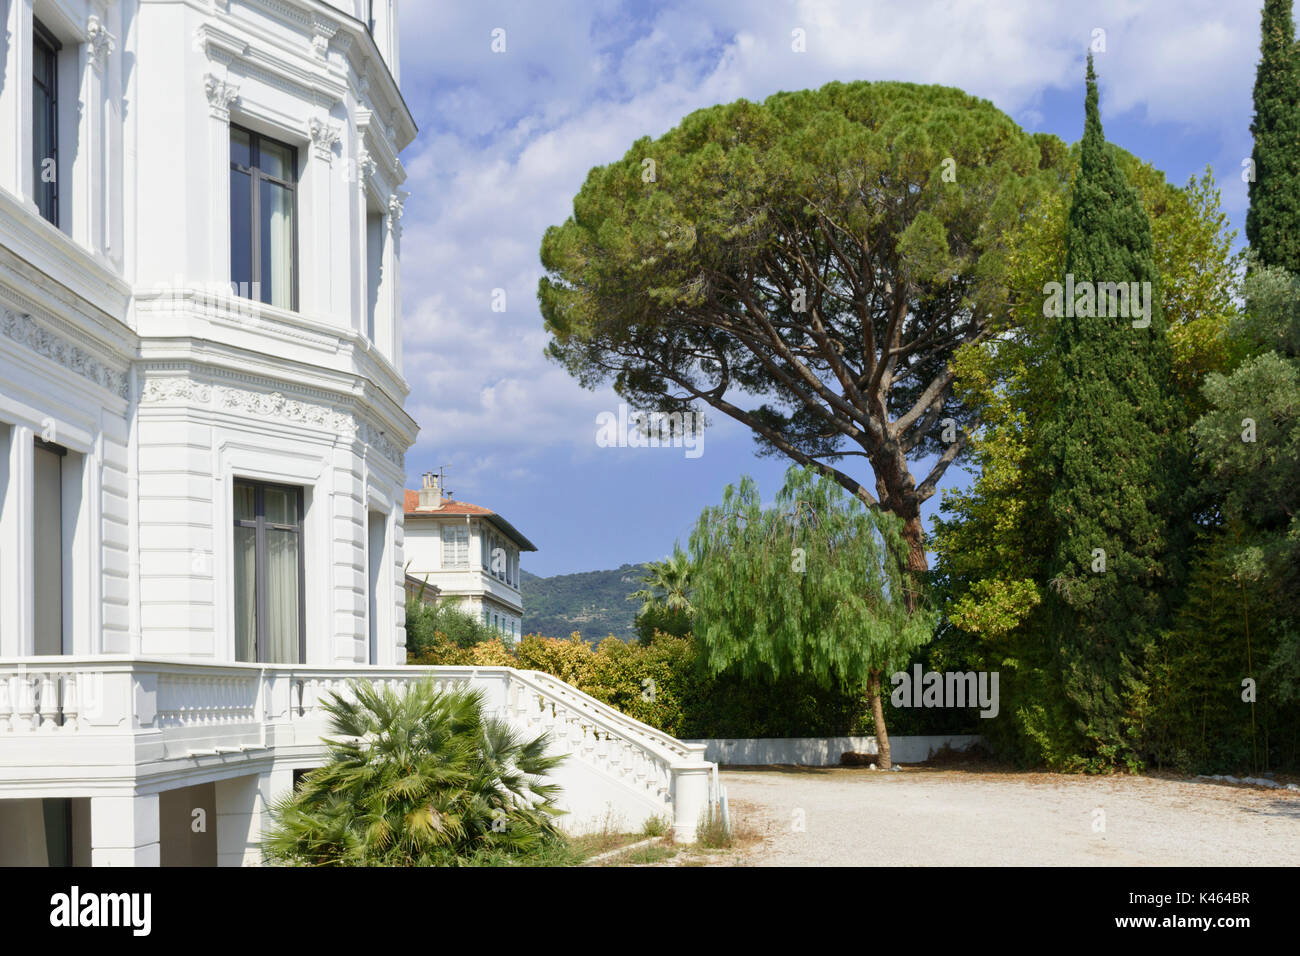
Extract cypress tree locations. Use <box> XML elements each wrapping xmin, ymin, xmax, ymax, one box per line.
<box><xmin>1246</xmin><ymin>0</ymin><xmax>1300</xmax><ymax>272</ymax></box>
<box><xmin>1043</xmin><ymin>56</ymin><xmax>1189</xmax><ymax>766</ymax></box>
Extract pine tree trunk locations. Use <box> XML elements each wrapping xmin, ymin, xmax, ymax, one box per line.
<box><xmin>899</xmin><ymin>513</ymin><xmax>928</xmax><ymax>612</ymax></box>
<box><xmin>868</xmin><ymin>669</ymin><xmax>892</xmax><ymax>770</ymax></box>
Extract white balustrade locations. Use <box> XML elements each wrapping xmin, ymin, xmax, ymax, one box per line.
<box><xmin>0</xmin><ymin>657</ymin><xmax>715</xmax><ymax>840</ymax></box>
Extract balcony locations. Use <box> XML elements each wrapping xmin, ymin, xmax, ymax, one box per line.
<box><xmin>0</xmin><ymin>656</ymin><xmax>714</xmax><ymax>841</ymax></box>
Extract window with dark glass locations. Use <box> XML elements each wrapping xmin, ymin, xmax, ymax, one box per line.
<box><xmin>233</xmin><ymin>480</ymin><xmax>304</xmax><ymax>663</ymax></box>
<box><xmin>32</xmin><ymin>19</ymin><xmax>60</xmax><ymax>226</ymax></box>
<box><xmin>230</xmin><ymin>127</ymin><xmax>298</xmax><ymax>310</ymax></box>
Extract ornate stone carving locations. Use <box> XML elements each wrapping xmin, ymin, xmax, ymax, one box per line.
<box><xmin>359</xmin><ymin>420</ymin><xmax>405</xmax><ymax>469</ymax></box>
<box><xmin>215</xmin><ymin>386</ymin><xmax>358</xmax><ymax>437</ymax></box>
<box><xmin>311</xmin><ymin>14</ymin><xmax>338</xmax><ymax>59</ymax></box>
<box><xmin>204</xmin><ymin>73</ymin><xmax>239</xmax><ymax>120</ymax></box>
<box><xmin>356</xmin><ymin>146</ymin><xmax>376</xmax><ymax>188</ymax></box>
<box><xmin>1</xmin><ymin>310</ymin><xmax>129</xmax><ymax>399</ymax></box>
<box><xmin>308</xmin><ymin>117</ymin><xmax>341</xmax><ymax>160</ymax></box>
<box><xmin>86</xmin><ymin>15</ymin><xmax>115</xmax><ymax>71</ymax></box>
<box><xmin>386</xmin><ymin>193</ymin><xmax>404</xmax><ymax>237</ymax></box>
<box><xmin>141</xmin><ymin>378</ymin><xmax>212</xmax><ymax>405</ymax></box>
<box><xmin>138</xmin><ymin>373</ymin><xmax>405</xmax><ymax>466</ymax></box>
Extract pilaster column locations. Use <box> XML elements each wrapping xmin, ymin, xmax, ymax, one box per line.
<box><xmin>384</xmin><ymin>191</ymin><xmax>405</xmax><ymax>367</ymax></box>
<box><xmin>214</xmin><ymin>773</ymin><xmax>259</xmax><ymax>867</ymax></box>
<box><xmin>78</xmin><ymin>13</ymin><xmax>115</xmax><ymax>255</ymax></box>
<box><xmin>91</xmin><ymin>793</ymin><xmax>160</xmax><ymax>866</ymax></box>
<box><xmin>0</xmin><ymin>0</ymin><xmax>35</xmax><ymax>205</ymax></box>
<box><xmin>215</xmin><ymin>769</ymin><xmax>293</xmax><ymax>866</ymax></box>
<box><xmin>205</xmin><ymin>73</ymin><xmax>239</xmax><ymax>290</ymax></box>
<box><xmin>355</xmin><ymin>145</ymin><xmax>376</xmax><ymax>336</ymax></box>
<box><xmin>1</xmin><ymin>427</ymin><xmax>35</xmax><ymax>656</ymax></box>
<box><xmin>308</xmin><ymin>116</ymin><xmax>341</xmax><ymax>318</ymax></box>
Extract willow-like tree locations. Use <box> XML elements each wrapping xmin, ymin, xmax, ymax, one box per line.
<box><xmin>1247</xmin><ymin>0</ymin><xmax>1300</xmax><ymax>273</ymax></box>
<box><xmin>539</xmin><ymin>81</ymin><xmax>1062</xmax><ymax>581</ymax></box>
<box><xmin>688</xmin><ymin>466</ymin><xmax>935</xmax><ymax>768</ymax></box>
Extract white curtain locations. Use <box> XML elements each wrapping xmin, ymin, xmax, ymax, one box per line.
<box><xmin>234</xmin><ymin>526</ymin><xmax>257</xmax><ymax>662</ymax></box>
<box><xmin>266</xmin><ymin>529</ymin><xmax>299</xmax><ymax>663</ymax></box>
<box><xmin>33</xmin><ymin>445</ymin><xmax>63</xmax><ymax>655</ymax></box>
<box><xmin>443</xmin><ymin>525</ymin><xmax>468</xmax><ymax>568</ymax></box>
<box><xmin>263</xmin><ymin>182</ymin><xmax>293</xmax><ymax>309</ymax></box>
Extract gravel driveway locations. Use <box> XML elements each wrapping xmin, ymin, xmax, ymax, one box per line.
<box><xmin>720</xmin><ymin>767</ymin><xmax>1300</xmax><ymax>866</ymax></box>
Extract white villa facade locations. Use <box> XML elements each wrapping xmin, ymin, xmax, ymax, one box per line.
<box><xmin>404</xmin><ymin>472</ymin><xmax>534</xmax><ymax>641</ymax></box>
<box><xmin>0</xmin><ymin>0</ymin><xmax>711</xmax><ymax>866</ymax></box>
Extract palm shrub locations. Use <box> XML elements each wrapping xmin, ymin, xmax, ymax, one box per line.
<box><xmin>263</xmin><ymin>679</ymin><xmax>565</xmax><ymax>866</ymax></box>
<box><xmin>628</xmin><ymin>546</ymin><xmax>695</xmax><ymax>643</ymax></box>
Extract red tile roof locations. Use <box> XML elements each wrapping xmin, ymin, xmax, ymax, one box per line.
<box><xmin>402</xmin><ymin>490</ymin><xmax>537</xmax><ymax>552</ymax></box>
<box><xmin>402</xmin><ymin>490</ymin><xmax>491</xmax><ymax>516</ymax></box>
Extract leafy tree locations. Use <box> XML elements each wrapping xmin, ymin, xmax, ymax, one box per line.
<box><xmin>540</xmin><ymin>81</ymin><xmax>1063</xmax><ymax>579</ymax></box>
<box><xmin>1041</xmin><ymin>55</ymin><xmax>1192</xmax><ymax>767</ymax></box>
<box><xmin>1035</xmin><ymin>58</ymin><xmax>1174</xmax><ymax>763</ymax></box>
<box><xmin>1144</xmin><ymin>527</ymin><xmax>1289</xmax><ymax>774</ymax></box>
<box><xmin>688</xmin><ymin>466</ymin><xmax>935</xmax><ymax>768</ymax></box>
<box><xmin>1247</xmin><ymin>0</ymin><xmax>1300</xmax><ymax>273</ymax></box>
<box><xmin>1191</xmin><ymin>261</ymin><xmax>1300</xmax><ymax>721</ymax></box>
<box><xmin>933</xmin><ymin>159</ymin><xmax>1241</xmax><ymax>766</ymax></box>
<box><xmin>628</xmin><ymin>545</ymin><xmax>694</xmax><ymax>642</ymax></box>
<box><xmin>406</xmin><ymin>598</ymin><xmax>498</xmax><ymax>658</ymax></box>
<box><xmin>263</xmin><ymin>680</ymin><xmax>564</xmax><ymax>866</ymax></box>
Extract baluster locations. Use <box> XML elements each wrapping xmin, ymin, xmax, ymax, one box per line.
<box><xmin>0</xmin><ymin>675</ymin><xmax>12</xmax><ymax>733</ymax></box>
<box><xmin>37</xmin><ymin>672</ymin><xmax>58</xmax><ymax>731</ymax></box>
<box><xmin>14</xmin><ymin>674</ymin><xmax>35</xmax><ymax>732</ymax></box>
<box><xmin>62</xmin><ymin>673</ymin><xmax>79</xmax><ymax>732</ymax></box>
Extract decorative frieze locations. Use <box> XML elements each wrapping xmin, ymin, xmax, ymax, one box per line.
<box><xmin>359</xmin><ymin>420</ymin><xmax>405</xmax><ymax>469</ymax></box>
<box><xmin>141</xmin><ymin>378</ymin><xmax>212</xmax><ymax>405</ymax></box>
<box><xmin>137</xmin><ymin>374</ymin><xmax>406</xmax><ymax>466</ymax></box>
<box><xmin>1</xmin><ymin>310</ymin><xmax>129</xmax><ymax>399</ymax></box>
<box><xmin>215</xmin><ymin>385</ymin><xmax>357</xmax><ymax>437</ymax></box>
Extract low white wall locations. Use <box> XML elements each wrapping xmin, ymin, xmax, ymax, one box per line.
<box><xmin>684</xmin><ymin>735</ymin><xmax>984</xmax><ymax>767</ymax></box>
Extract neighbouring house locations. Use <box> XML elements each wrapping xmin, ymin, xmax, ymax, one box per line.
<box><xmin>0</xmin><ymin>0</ymin><xmax>713</xmax><ymax>865</ymax></box>
<box><xmin>402</xmin><ymin>471</ymin><xmax>536</xmax><ymax>642</ymax></box>
<box><xmin>404</xmin><ymin>573</ymin><xmax>441</xmax><ymax>608</ymax></box>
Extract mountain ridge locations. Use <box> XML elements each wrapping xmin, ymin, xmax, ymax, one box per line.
<box><xmin>520</xmin><ymin>562</ymin><xmax>651</xmax><ymax>643</ymax></box>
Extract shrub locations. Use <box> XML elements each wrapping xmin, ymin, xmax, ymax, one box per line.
<box><xmin>441</xmin><ymin>629</ymin><xmax>874</xmax><ymax>739</ymax></box>
<box><xmin>262</xmin><ymin>679</ymin><xmax>565</xmax><ymax>866</ymax></box>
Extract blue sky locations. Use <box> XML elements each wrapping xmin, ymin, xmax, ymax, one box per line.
<box><xmin>392</xmin><ymin>0</ymin><xmax>1266</xmax><ymax>576</ymax></box>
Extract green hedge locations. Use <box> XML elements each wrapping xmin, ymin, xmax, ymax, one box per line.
<box><xmin>407</xmin><ymin>609</ymin><xmax>975</xmax><ymax>739</ymax></box>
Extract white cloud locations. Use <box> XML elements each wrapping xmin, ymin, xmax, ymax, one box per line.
<box><xmin>394</xmin><ymin>0</ymin><xmax>1265</xmax><ymax>475</ymax></box>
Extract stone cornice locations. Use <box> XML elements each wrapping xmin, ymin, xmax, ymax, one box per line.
<box><xmin>241</xmin><ymin>0</ymin><xmax>416</xmax><ymax>148</ymax></box>
<box><xmin>138</xmin><ymin>364</ymin><xmax>414</xmax><ymax>468</ymax></box>
<box><xmin>195</xmin><ymin>22</ymin><xmax>347</xmax><ymax>111</ymax></box>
